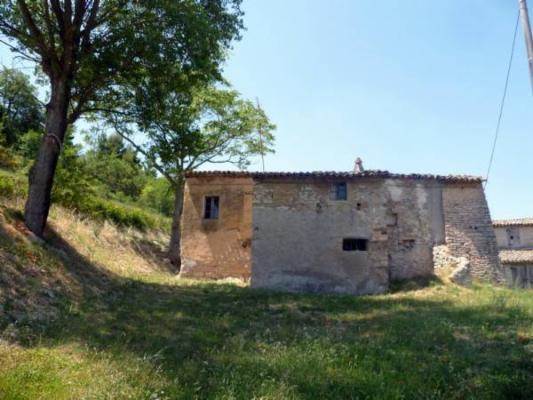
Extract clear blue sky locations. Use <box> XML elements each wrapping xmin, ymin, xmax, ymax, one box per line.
<box><xmin>1</xmin><ymin>1</ymin><xmax>532</xmax><ymax>219</ymax></box>
<box><xmin>222</xmin><ymin>0</ymin><xmax>533</xmax><ymax>220</ymax></box>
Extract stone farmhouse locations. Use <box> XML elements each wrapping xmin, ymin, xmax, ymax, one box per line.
<box><xmin>180</xmin><ymin>167</ymin><xmax>503</xmax><ymax>295</ymax></box>
<box><xmin>493</xmin><ymin>218</ymin><xmax>533</xmax><ymax>288</ymax></box>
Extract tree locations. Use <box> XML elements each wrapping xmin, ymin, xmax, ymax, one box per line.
<box><xmin>111</xmin><ymin>84</ymin><xmax>275</xmax><ymax>267</ymax></box>
<box><xmin>0</xmin><ymin>0</ymin><xmax>243</xmax><ymax>236</ymax></box>
<box><xmin>83</xmin><ymin>133</ymin><xmax>149</xmax><ymax>200</ymax></box>
<box><xmin>139</xmin><ymin>177</ymin><xmax>174</xmax><ymax>216</ymax></box>
<box><xmin>0</xmin><ymin>67</ymin><xmax>43</xmax><ymax>146</ymax></box>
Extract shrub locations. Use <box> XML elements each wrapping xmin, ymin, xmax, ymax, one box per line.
<box><xmin>0</xmin><ymin>146</ymin><xmax>21</xmax><ymax>171</ymax></box>
<box><xmin>17</xmin><ymin>129</ymin><xmax>42</xmax><ymax>161</ymax></box>
<box><xmin>139</xmin><ymin>177</ymin><xmax>174</xmax><ymax>216</ymax></box>
<box><xmin>0</xmin><ymin>175</ymin><xmax>15</xmax><ymax>197</ymax></box>
<box><xmin>77</xmin><ymin>196</ymin><xmax>170</xmax><ymax>231</ymax></box>
<box><xmin>0</xmin><ymin>171</ymin><xmax>27</xmax><ymax>198</ymax></box>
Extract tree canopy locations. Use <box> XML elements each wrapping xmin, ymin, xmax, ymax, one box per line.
<box><xmin>0</xmin><ymin>0</ymin><xmax>245</xmax><ymax>236</ymax></box>
<box><xmin>0</xmin><ymin>0</ymin><xmax>244</xmax><ymax>123</ymax></box>
<box><xmin>107</xmin><ymin>78</ymin><xmax>275</xmax><ymax>266</ymax></box>
<box><xmin>0</xmin><ymin>67</ymin><xmax>43</xmax><ymax>146</ymax></box>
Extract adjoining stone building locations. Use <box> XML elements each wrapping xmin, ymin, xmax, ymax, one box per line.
<box><xmin>180</xmin><ymin>169</ymin><xmax>503</xmax><ymax>295</ymax></box>
<box><xmin>493</xmin><ymin>218</ymin><xmax>533</xmax><ymax>288</ymax></box>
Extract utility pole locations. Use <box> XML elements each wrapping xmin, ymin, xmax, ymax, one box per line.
<box><xmin>519</xmin><ymin>0</ymin><xmax>533</xmax><ymax>92</ymax></box>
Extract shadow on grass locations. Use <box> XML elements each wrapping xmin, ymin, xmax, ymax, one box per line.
<box><xmin>126</xmin><ymin>235</ymin><xmax>178</xmax><ymax>275</ymax></box>
<box><xmin>2</xmin><ymin>218</ymin><xmax>532</xmax><ymax>399</ymax></box>
<box><xmin>389</xmin><ymin>275</ymin><xmax>444</xmax><ymax>293</ymax></box>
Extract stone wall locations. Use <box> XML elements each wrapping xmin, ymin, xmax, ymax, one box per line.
<box><xmin>180</xmin><ymin>176</ymin><xmax>253</xmax><ymax>280</ymax></box>
<box><xmin>504</xmin><ymin>264</ymin><xmax>533</xmax><ymax>288</ymax></box>
<box><xmin>384</xmin><ymin>180</ymin><xmax>445</xmax><ymax>280</ymax></box>
<box><xmin>179</xmin><ymin>175</ymin><xmax>503</xmax><ymax>293</ymax></box>
<box><xmin>442</xmin><ymin>183</ymin><xmax>504</xmax><ymax>283</ymax></box>
<box><xmin>251</xmin><ymin>178</ymin><xmax>445</xmax><ymax>294</ymax></box>
<box><xmin>494</xmin><ymin>225</ymin><xmax>533</xmax><ymax>249</ymax></box>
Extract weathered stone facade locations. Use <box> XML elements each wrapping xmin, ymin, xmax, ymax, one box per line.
<box><xmin>494</xmin><ymin>219</ymin><xmax>533</xmax><ymax>250</ymax></box>
<box><xmin>180</xmin><ymin>176</ymin><xmax>253</xmax><ymax>280</ymax></box>
<box><xmin>493</xmin><ymin>219</ymin><xmax>533</xmax><ymax>288</ymax></box>
<box><xmin>442</xmin><ymin>184</ymin><xmax>504</xmax><ymax>284</ymax></box>
<box><xmin>180</xmin><ymin>171</ymin><xmax>503</xmax><ymax>295</ymax></box>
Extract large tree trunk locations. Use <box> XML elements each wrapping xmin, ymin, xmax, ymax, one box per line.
<box><xmin>24</xmin><ymin>78</ymin><xmax>70</xmax><ymax>237</ymax></box>
<box><xmin>168</xmin><ymin>176</ymin><xmax>185</xmax><ymax>269</ymax></box>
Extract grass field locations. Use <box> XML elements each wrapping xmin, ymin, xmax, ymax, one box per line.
<box><xmin>0</xmin><ymin>201</ymin><xmax>532</xmax><ymax>399</ymax></box>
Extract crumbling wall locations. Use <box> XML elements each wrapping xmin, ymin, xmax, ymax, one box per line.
<box><xmin>384</xmin><ymin>180</ymin><xmax>445</xmax><ymax>280</ymax></box>
<box><xmin>180</xmin><ymin>176</ymin><xmax>253</xmax><ymax>280</ymax></box>
<box><xmin>180</xmin><ymin>175</ymin><xmax>503</xmax><ymax>292</ymax></box>
<box><xmin>251</xmin><ymin>178</ymin><xmax>445</xmax><ymax>295</ymax></box>
<box><xmin>442</xmin><ymin>183</ymin><xmax>503</xmax><ymax>283</ymax></box>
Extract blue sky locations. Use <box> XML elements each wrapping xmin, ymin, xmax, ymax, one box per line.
<box><xmin>222</xmin><ymin>0</ymin><xmax>533</xmax><ymax>219</ymax></box>
<box><xmin>1</xmin><ymin>0</ymin><xmax>532</xmax><ymax>219</ymax></box>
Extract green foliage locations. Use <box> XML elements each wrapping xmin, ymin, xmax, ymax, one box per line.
<box><xmin>0</xmin><ymin>165</ymin><xmax>168</xmax><ymax>231</ymax></box>
<box><xmin>0</xmin><ymin>1</ymin><xmax>245</xmax><ymax>233</ymax></box>
<box><xmin>0</xmin><ymin>1</ymin><xmax>244</xmax><ymax>124</ymax></box>
<box><xmin>114</xmin><ymin>83</ymin><xmax>276</xmax><ymax>182</ymax></box>
<box><xmin>17</xmin><ymin>129</ymin><xmax>43</xmax><ymax>161</ymax></box>
<box><xmin>140</xmin><ymin>178</ymin><xmax>174</xmax><ymax>216</ymax></box>
<box><xmin>0</xmin><ymin>145</ymin><xmax>22</xmax><ymax>171</ymax></box>
<box><xmin>0</xmin><ymin>68</ymin><xmax>44</xmax><ymax>147</ymax></box>
<box><xmin>0</xmin><ymin>169</ymin><xmax>27</xmax><ymax>198</ymax></box>
<box><xmin>50</xmin><ymin>138</ymin><xmax>96</xmax><ymax>208</ymax></box>
<box><xmin>76</xmin><ymin>197</ymin><xmax>169</xmax><ymax>231</ymax></box>
<box><xmin>83</xmin><ymin>134</ymin><xmax>149</xmax><ymax>200</ymax></box>
<box><xmin>49</xmin><ymin>139</ymin><xmax>167</xmax><ymax>231</ymax></box>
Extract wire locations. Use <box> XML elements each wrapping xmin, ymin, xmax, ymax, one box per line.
<box><xmin>484</xmin><ymin>12</ymin><xmax>520</xmax><ymax>189</ymax></box>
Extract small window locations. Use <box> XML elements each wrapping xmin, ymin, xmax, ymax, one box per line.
<box><xmin>334</xmin><ymin>182</ymin><xmax>347</xmax><ymax>200</ymax></box>
<box><xmin>343</xmin><ymin>238</ymin><xmax>368</xmax><ymax>251</ymax></box>
<box><xmin>204</xmin><ymin>196</ymin><xmax>219</xmax><ymax>219</ymax></box>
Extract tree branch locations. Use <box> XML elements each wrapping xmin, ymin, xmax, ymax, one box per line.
<box><xmin>16</xmin><ymin>0</ymin><xmax>50</xmax><ymax>56</ymax></box>
<box><xmin>112</xmin><ymin>122</ymin><xmax>177</xmax><ymax>185</ymax></box>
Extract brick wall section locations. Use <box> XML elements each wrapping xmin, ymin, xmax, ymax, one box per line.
<box><xmin>442</xmin><ymin>183</ymin><xmax>504</xmax><ymax>283</ymax></box>
<box><xmin>180</xmin><ymin>176</ymin><xmax>253</xmax><ymax>280</ymax></box>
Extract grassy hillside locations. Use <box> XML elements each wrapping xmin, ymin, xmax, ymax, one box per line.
<box><xmin>0</xmin><ymin>198</ymin><xmax>532</xmax><ymax>399</ymax></box>
<box><xmin>0</xmin><ymin>168</ymin><xmax>171</xmax><ymax>231</ymax></box>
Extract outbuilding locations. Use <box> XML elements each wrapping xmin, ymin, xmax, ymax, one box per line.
<box><xmin>180</xmin><ymin>169</ymin><xmax>503</xmax><ymax>295</ymax></box>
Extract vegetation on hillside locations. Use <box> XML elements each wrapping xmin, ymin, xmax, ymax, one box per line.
<box><xmin>0</xmin><ymin>0</ymin><xmax>245</xmax><ymax>237</ymax></box>
<box><xmin>0</xmin><ymin>66</ymin><xmax>173</xmax><ymax>232</ymax></box>
<box><xmin>109</xmin><ymin>83</ymin><xmax>276</xmax><ymax>265</ymax></box>
<box><xmin>0</xmin><ymin>4</ymin><xmax>530</xmax><ymax>400</ymax></box>
<box><xmin>0</xmin><ymin>195</ymin><xmax>531</xmax><ymax>400</ymax></box>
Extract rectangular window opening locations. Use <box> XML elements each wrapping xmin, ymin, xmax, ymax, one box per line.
<box><xmin>334</xmin><ymin>182</ymin><xmax>347</xmax><ymax>200</ymax></box>
<box><xmin>204</xmin><ymin>196</ymin><xmax>219</xmax><ymax>219</ymax></box>
<box><xmin>343</xmin><ymin>238</ymin><xmax>368</xmax><ymax>251</ymax></box>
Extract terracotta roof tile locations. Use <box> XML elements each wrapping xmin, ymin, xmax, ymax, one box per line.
<box><xmin>493</xmin><ymin>218</ymin><xmax>533</xmax><ymax>227</ymax></box>
<box><xmin>185</xmin><ymin>170</ymin><xmax>483</xmax><ymax>183</ymax></box>
<box><xmin>499</xmin><ymin>249</ymin><xmax>533</xmax><ymax>265</ymax></box>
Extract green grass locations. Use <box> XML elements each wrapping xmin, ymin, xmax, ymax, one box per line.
<box><xmin>2</xmin><ymin>281</ymin><xmax>532</xmax><ymax>399</ymax></box>
<box><xmin>0</xmin><ymin>203</ymin><xmax>532</xmax><ymax>399</ymax></box>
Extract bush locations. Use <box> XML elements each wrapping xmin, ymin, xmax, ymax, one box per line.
<box><xmin>17</xmin><ymin>129</ymin><xmax>42</xmax><ymax>161</ymax></box>
<box><xmin>0</xmin><ymin>176</ymin><xmax>15</xmax><ymax>197</ymax></box>
<box><xmin>0</xmin><ymin>171</ymin><xmax>27</xmax><ymax>198</ymax></box>
<box><xmin>0</xmin><ymin>146</ymin><xmax>22</xmax><ymax>171</ymax></box>
<box><xmin>77</xmin><ymin>196</ymin><xmax>170</xmax><ymax>231</ymax></box>
<box><xmin>139</xmin><ymin>177</ymin><xmax>174</xmax><ymax>216</ymax></box>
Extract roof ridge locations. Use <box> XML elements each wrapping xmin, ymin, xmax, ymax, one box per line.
<box><xmin>185</xmin><ymin>170</ymin><xmax>483</xmax><ymax>183</ymax></box>
<box><xmin>493</xmin><ymin>218</ymin><xmax>533</xmax><ymax>227</ymax></box>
